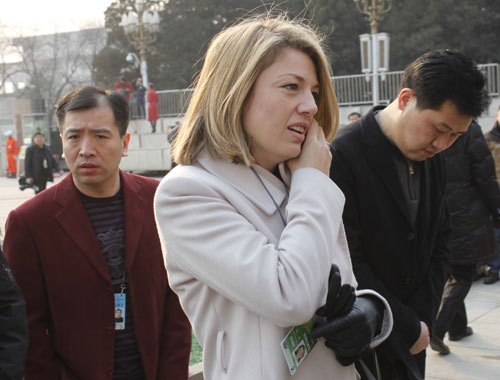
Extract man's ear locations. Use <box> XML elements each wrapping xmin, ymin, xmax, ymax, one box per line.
<box><xmin>397</xmin><ymin>88</ymin><xmax>415</xmax><ymax>110</ymax></box>
<box><xmin>122</xmin><ymin>133</ymin><xmax>131</xmax><ymax>157</ymax></box>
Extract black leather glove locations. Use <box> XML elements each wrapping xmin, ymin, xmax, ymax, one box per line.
<box><xmin>315</xmin><ymin>264</ymin><xmax>356</xmax><ymax>321</ymax></box>
<box><xmin>311</xmin><ymin>296</ymin><xmax>383</xmax><ymax>366</ymax></box>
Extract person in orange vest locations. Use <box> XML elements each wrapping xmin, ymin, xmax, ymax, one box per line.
<box><xmin>5</xmin><ymin>130</ymin><xmax>19</xmax><ymax>178</ymax></box>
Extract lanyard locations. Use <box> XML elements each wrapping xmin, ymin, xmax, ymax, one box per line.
<box><xmin>250</xmin><ymin>167</ymin><xmax>287</xmax><ymax>227</ymax></box>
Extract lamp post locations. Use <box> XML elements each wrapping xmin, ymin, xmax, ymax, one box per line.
<box><xmin>119</xmin><ymin>0</ymin><xmax>161</xmax><ymax>89</ymax></box>
<box><xmin>354</xmin><ymin>0</ymin><xmax>392</xmax><ymax>105</ymax></box>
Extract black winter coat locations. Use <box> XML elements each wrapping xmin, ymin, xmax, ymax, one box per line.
<box><xmin>0</xmin><ymin>246</ymin><xmax>28</xmax><ymax>380</ymax></box>
<box><xmin>24</xmin><ymin>144</ymin><xmax>58</xmax><ymax>184</ymax></box>
<box><xmin>444</xmin><ymin>121</ymin><xmax>500</xmax><ymax>265</ymax></box>
<box><xmin>330</xmin><ymin>107</ymin><xmax>451</xmax><ymax>378</ymax></box>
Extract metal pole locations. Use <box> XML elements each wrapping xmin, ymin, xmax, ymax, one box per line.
<box><xmin>137</xmin><ymin>9</ymin><xmax>149</xmax><ymax>118</ymax></box>
<box><xmin>353</xmin><ymin>0</ymin><xmax>392</xmax><ymax>105</ymax></box>
<box><xmin>372</xmin><ymin>33</ymin><xmax>379</xmax><ymax>106</ymax></box>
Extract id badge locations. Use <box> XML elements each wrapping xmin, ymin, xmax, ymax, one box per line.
<box><xmin>114</xmin><ymin>293</ymin><xmax>126</xmax><ymax>330</ymax></box>
<box><xmin>281</xmin><ymin>320</ymin><xmax>317</xmax><ymax>375</ymax></box>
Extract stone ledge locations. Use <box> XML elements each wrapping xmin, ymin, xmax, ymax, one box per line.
<box><xmin>189</xmin><ymin>363</ymin><xmax>203</xmax><ymax>380</ymax></box>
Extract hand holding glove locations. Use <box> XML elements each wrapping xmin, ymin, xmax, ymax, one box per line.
<box><xmin>311</xmin><ymin>295</ymin><xmax>383</xmax><ymax>366</ymax></box>
<box><xmin>315</xmin><ymin>264</ymin><xmax>356</xmax><ymax>321</ymax></box>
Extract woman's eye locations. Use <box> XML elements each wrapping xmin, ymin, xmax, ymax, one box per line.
<box><xmin>283</xmin><ymin>84</ymin><xmax>298</xmax><ymax>91</ymax></box>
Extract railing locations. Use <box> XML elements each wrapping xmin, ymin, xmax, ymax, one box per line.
<box><xmin>332</xmin><ymin>70</ymin><xmax>404</xmax><ymax>106</ymax></box>
<box><xmin>157</xmin><ymin>88</ymin><xmax>194</xmax><ymax>117</ymax></box>
<box><xmin>130</xmin><ymin>89</ymin><xmax>194</xmax><ymax>119</ymax></box>
<box><xmin>143</xmin><ymin>63</ymin><xmax>500</xmax><ymax>117</ymax></box>
<box><xmin>480</xmin><ymin>63</ymin><xmax>500</xmax><ymax>96</ymax></box>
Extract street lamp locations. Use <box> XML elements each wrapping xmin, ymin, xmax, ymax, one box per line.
<box><xmin>354</xmin><ymin>0</ymin><xmax>392</xmax><ymax>105</ymax></box>
<box><xmin>119</xmin><ymin>0</ymin><xmax>161</xmax><ymax>89</ymax></box>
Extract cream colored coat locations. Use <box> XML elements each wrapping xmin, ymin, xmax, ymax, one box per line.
<box><xmin>154</xmin><ymin>152</ymin><xmax>392</xmax><ymax>380</ymax></box>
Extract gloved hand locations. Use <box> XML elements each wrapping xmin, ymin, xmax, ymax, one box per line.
<box><xmin>315</xmin><ymin>264</ymin><xmax>356</xmax><ymax>321</ymax></box>
<box><xmin>311</xmin><ymin>295</ymin><xmax>383</xmax><ymax>366</ymax></box>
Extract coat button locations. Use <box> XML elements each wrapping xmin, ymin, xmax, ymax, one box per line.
<box><xmin>107</xmin><ymin>326</ymin><xmax>113</xmax><ymax>335</ymax></box>
<box><xmin>404</xmin><ymin>278</ymin><xmax>411</xmax><ymax>286</ymax></box>
<box><xmin>407</xmin><ymin>232</ymin><xmax>415</xmax><ymax>240</ymax></box>
<box><xmin>107</xmin><ymin>367</ymin><xmax>113</xmax><ymax>375</ymax></box>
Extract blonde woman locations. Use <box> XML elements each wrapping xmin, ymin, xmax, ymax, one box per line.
<box><xmin>154</xmin><ymin>14</ymin><xmax>392</xmax><ymax>380</ymax></box>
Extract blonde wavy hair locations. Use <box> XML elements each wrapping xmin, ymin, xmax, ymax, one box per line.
<box><xmin>172</xmin><ymin>13</ymin><xmax>339</xmax><ymax>166</ymax></box>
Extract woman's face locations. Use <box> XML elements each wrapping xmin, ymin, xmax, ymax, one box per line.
<box><xmin>242</xmin><ymin>48</ymin><xmax>319</xmax><ymax>171</ymax></box>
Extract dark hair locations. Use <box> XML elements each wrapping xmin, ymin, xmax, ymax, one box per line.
<box><xmin>348</xmin><ymin>112</ymin><xmax>361</xmax><ymax>119</ymax></box>
<box><xmin>401</xmin><ymin>50</ymin><xmax>489</xmax><ymax>118</ymax></box>
<box><xmin>56</xmin><ymin>86</ymin><xmax>129</xmax><ymax>136</ymax></box>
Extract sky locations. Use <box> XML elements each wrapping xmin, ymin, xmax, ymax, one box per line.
<box><xmin>0</xmin><ymin>0</ymin><xmax>115</xmax><ymax>36</ymax></box>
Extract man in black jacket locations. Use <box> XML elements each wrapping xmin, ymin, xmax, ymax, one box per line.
<box><xmin>24</xmin><ymin>132</ymin><xmax>62</xmax><ymax>194</ymax></box>
<box><xmin>330</xmin><ymin>50</ymin><xmax>489</xmax><ymax>379</ymax></box>
<box><xmin>0</xmin><ymin>244</ymin><xmax>28</xmax><ymax>379</ymax></box>
<box><xmin>430</xmin><ymin>121</ymin><xmax>500</xmax><ymax>355</ymax></box>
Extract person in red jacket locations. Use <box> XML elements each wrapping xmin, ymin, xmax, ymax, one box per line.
<box><xmin>114</xmin><ymin>76</ymin><xmax>133</xmax><ymax>101</ymax></box>
<box><xmin>5</xmin><ymin>130</ymin><xmax>19</xmax><ymax>178</ymax></box>
<box><xmin>147</xmin><ymin>83</ymin><xmax>159</xmax><ymax>133</ymax></box>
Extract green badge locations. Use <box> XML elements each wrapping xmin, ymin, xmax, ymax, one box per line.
<box><xmin>281</xmin><ymin>320</ymin><xmax>318</xmax><ymax>375</ymax></box>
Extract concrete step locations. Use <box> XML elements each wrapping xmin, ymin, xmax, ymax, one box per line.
<box><xmin>120</xmin><ymin>148</ymin><xmax>172</xmax><ymax>172</ymax></box>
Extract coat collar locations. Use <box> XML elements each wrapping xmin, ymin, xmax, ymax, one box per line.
<box><xmin>196</xmin><ymin>151</ymin><xmax>289</xmax><ymax>216</ymax></box>
<box><xmin>53</xmin><ymin>171</ymin><xmax>147</xmax><ymax>283</ymax></box>
<box><xmin>360</xmin><ymin>107</ymin><xmax>415</xmax><ymax>225</ymax></box>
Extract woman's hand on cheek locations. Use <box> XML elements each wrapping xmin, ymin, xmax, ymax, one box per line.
<box><xmin>287</xmin><ymin>120</ymin><xmax>332</xmax><ymax>175</ymax></box>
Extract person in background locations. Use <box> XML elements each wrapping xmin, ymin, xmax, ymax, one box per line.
<box><xmin>484</xmin><ymin>104</ymin><xmax>500</xmax><ymax>285</ymax></box>
<box><xmin>0</xmin><ymin>242</ymin><xmax>28</xmax><ymax>380</ymax></box>
<box><xmin>347</xmin><ymin>111</ymin><xmax>361</xmax><ymax>123</ymax></box>
<box><xmin>147</xmin><ymin>83</ymin><xmax>159</xmax><ymax>133</ymax></box>
<box><xmin>329</xmin><ymin>50</ymin><xmax>489</xmax><ymax>379</ymax></box>
<box><xmin>24</xmin><ymin>132</ymin><xmax>62</xmax><ymax>194</ymax></box>
<box><xmin>5</xmin><ymin>130</ymin><xmax>19</xmax><ymax>178</ymax></box>
<box><xmin>134</xmin><ymin>78</ymin><xmax>146</xmax><ymax>119</ymax></box>
<box><xmin>3</xmin><ymin>86</ymin><xmax>191</xmax><ymax>380</ymax></box>
<box><xmin>114</xmin><ymin>76</ymin><xmax>133</xmax><ymax>101</ymax></box>
<box><xmin>154</xmin><ymin>14</ymin><xmax>392</xmax><ymax>380</ymax></box>
<box><xmin>430</xmin><ymin>121</ymin><xmax>500</xmax><ymax>355</ymax></box>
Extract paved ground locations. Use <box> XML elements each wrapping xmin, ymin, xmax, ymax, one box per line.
<box><xmin>1</xmin><ymin>174</ymin><xmax>499</xmax><ymax>379</ymax></box>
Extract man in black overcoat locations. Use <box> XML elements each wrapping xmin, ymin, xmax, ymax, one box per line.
<box><xmin>24</xmin><ymin>132</ymin><xmax>62</xmax><ymax>194</ymax></box>
<box><xmin>329</xmin><ymin>50</ymin><xmax>490</xmax><ymax>379</ymax></box>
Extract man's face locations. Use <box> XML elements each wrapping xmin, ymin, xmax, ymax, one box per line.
<box><xmin>394</xmin><ymin>91</ymin><xmax>472</xmax><ymax>161</ymax></box>
<box><xmin>61</xmin><ymin>105</ymin><xmax>130</xmax><ymax>197</ymax></box>
<box><xmin>348</xmin><ymin>113</ymin><xmax>360</xmax><ymax>122</ymax></box>
<box><xmin>33</xmin><ymin>134</ymin><xmax>45</xmax><ymax>147</ymax></box>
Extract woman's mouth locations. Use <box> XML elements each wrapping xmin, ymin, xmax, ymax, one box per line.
<box><xmin>288</xmin><ymin>125</ymin><xmax>307</xmax><ymax>141</ymax></box>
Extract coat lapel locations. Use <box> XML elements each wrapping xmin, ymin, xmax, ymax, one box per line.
<box><xmin>120</xmin><ymin>171</ymin><xmax>146</xmax><ymax>269</ymax></box>
<box><xmin>197</xmin><ymin>151</ymin><xmax>288</xmax><ymax>215</ymax></box>
<box><xmin>362</xmin><ymin>110</ymin><xmax>414</xmax><ymax>225</ymax></box>
<box><xmin>54</xmin><ymin>174</ymin><xmax>111</xmax><ymax>283</ymax></box>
